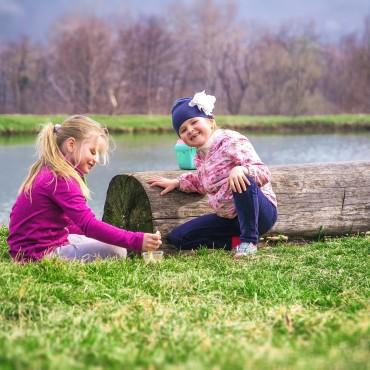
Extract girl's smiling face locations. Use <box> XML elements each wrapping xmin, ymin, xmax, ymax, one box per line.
<box><xmin>63</xmin><ymin>135</ymin><xmax>108</xmax><ymax>175</ymax></box>
<box><xmin>178</xmin><ymin>117</ymin><xmax>214</xmax><ymax>148</ymax></box>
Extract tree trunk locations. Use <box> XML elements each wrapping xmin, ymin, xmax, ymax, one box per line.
<box><xmin>102</xmin><ymin>161</ymin><xmax>370</xmax><ymax>251</ymax></box>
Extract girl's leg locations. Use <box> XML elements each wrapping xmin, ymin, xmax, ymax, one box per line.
<box><xmin>168</xmin><ymin>213</ymin><xmax>240</xmax><ymax>250</ymax></box>
<box><xmin>52</xmin><ymin>234</ymin><xmax>127</xmax><ymax>262</ymax></box>
<box><xmin>232</xmin><ymin>177</ymin><xmax>277</xmax><ymax>244</ymax></box>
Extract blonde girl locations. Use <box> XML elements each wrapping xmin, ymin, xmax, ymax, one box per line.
<box><xmin>8</xmin><ymin>115</ymin><xmax>161</xmax><ymax>262</ymax></box>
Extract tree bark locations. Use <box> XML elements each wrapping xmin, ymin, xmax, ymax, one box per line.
<box><xmin>102</xmin><ymin>161</ymin><xmax>370</xmax><ymax>251</ymax></box>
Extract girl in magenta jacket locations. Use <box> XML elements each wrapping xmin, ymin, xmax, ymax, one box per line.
<box><xmin>8</xmin><ymin>115</ymin><xmax>161</xmax><ymax>262</ymax></box>
<box><xmin>148</xmin><ymin>91</ymin><xmax>277</xmax><ymax>257</ymax></box>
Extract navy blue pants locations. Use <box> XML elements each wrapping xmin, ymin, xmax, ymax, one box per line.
<box><xmin>168</xmin><ymin>177</ymin><xmax>277</xmax><ymax>250</ymax></box>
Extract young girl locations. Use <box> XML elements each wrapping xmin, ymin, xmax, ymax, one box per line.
<box><xmin>8</xmin><ymin>115</ymin><xmax>161</xmax><ymax>262</ymax></box>
<box><xmin>148</xmin><ymin>91</ymin><xmax>277</xmax><ymax>257</ymax></box>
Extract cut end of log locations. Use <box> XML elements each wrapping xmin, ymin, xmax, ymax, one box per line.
<box><xmin>102</xmin><ymin>174</ymin><xmax>153</xmax><ymax>232</ymax></box>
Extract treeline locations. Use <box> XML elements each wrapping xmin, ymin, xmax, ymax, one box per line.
<box><xmin>1</xmin><ymin>0</ymin><xmax>370</xmax><ymax>115</ymax></box>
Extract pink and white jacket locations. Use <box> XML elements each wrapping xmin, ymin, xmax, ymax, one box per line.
<box><xmin>178</xmin><ymin>129</ymin><xmax>277</xmax><ymax>219</ymax></box>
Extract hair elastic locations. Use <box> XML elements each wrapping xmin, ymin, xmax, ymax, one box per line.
<box><xmin>54</xmin><ymin>124</ymin><xmax>61</xmax><ymax>133</ymax></box>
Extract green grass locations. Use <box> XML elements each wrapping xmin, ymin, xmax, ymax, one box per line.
<box><xmin>0</xmin><ymin>115</ymin><xmax>171</xmax><ymax>134</ymax></box>
<box><xmin>1</xmin><ymin>114</ymin><xmax>370</xmax><ymax>134</ymax></box>
<box><xmin>0</xmin><ymin>226</ymin><xmax>369</xmax><ymax>370</ymax></box>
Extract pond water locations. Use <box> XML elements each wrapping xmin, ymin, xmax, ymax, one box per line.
<box><xmin>1</xmin><ymin>131</ymin><xmax>370</xmax><ymax>225</ymax></box>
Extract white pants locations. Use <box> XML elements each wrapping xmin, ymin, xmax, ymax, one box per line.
<box><xmin>49</xmin><ymin>234</ymin><xmax>127</xmax><ymax>262</ymax></box>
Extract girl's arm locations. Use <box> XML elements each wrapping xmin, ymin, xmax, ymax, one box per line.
<box><xmin>51</xmin><ymin>178</ymin><xmax>160</xmax><ymax>252</ymax></box>
<box><xmin>148</xmin><ymin>173</ymin><xmax>205</xmax><ymax>195</ymax></box>
<box><xmin>177</xmin><ymin>172</ymin><xmax>206</xmax><ymax>194</ymax></box>
<box><xmin>65</xmin><ymin>217</ymin><xmax>84</xmax><ymax>235</ymax></box>
<box><xmin>147</xmin><ymin>176</ymin><xmax>180</xmax><ymax>195</ymax></box>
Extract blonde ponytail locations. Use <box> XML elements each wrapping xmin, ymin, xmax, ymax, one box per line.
<box><xmin>20</xmin><ymin>115</ymin><xmax>110</xmax><ymax>199</ymax></box>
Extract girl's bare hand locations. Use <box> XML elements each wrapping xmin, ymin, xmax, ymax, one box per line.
<box><xmin>147</xmin><ymin>176</ymin><xmax>180</xmax><ymax>195</ymax></box>
<box><xmin>228</xmin><ymin>166</ymin><xmax>250</xmax><ymax>193</ymax></box>
<box><xmin>142</xmin><ymin>231</ymin><xmax>162</xmax><ymax>251</ymax></box>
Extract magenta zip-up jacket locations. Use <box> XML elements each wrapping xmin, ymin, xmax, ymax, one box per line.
<box><xmin>178</xmin><ymin>129</ymin><xmax>277</xmax><ymax>219</ymax></box>
<box><xmin>8</xmin><ymin>166</ymin><xmax>144</xmax><ymax>262</ymax></box>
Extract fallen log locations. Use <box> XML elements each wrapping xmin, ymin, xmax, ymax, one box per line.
<box><xmin>102</xmin><ymin>161</ymin><xmax>370</xmax><ymax>250</ymax></box>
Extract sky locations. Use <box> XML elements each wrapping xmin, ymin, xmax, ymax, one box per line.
<box><xmin>0</xmin><ymin>0</ymin><xmax>369</xmax><ymax>42</ymax></box>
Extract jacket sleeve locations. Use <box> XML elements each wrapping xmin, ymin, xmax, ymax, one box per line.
<box><xmin>178</xmin><ymin>172</ymin><xmax>206</xmax><ymax>194</ymax></box>
<box><xmin>228</xmin><ymin>135</ymin><xmax>271</xmax><ymax>187</ymax></box>
<box><xmin>65</xmin><ymin>217</ymin><xmax>84</xmax><ymax>235</ymax></box>
<box><xmin>50</xmin><ymin>177</ymin><xmax>144</xmax><ymax>253</ymax></box>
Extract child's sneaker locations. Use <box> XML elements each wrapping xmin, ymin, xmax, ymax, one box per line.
<box><xmin>234</xmin><ymin>242</ymin><xmax>257</xmax><ymax>258</ymax></box>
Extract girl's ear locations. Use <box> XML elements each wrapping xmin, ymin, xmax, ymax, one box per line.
<box><xmin>64</xmin><ymin>137</ymin><xmax>76</xmax><ymax>154</ymax></box>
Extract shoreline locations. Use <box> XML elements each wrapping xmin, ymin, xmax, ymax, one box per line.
<box><xmin>1</xmin><ymin>114</ymin><xmax>370</xmax><ymax>135</ymax></box>
<box><xmin>2</xmin><ymin>124</ymin><xmax>370</xmax><ymax>136</ymax></box>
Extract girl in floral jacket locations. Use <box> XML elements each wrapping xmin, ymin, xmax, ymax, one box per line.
<box><xmin>148</xmin><ymin>91</ymin><xmax>277</xmax><ymax>257</ymax></box>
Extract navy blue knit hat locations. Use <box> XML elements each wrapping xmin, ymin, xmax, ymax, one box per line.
<box><xmin>171</xmin><ymin>91</ymin><xmax>216</xmax><ymax>136</ymax></box>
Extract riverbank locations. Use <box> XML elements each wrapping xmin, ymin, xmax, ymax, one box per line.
<box><xmin>0</xmin><ymin>226</ymin><xmax>368</xmax><ymax>370</ymax></box>
<box><xmin>1</xmin><ymin>114</ymin><xmax>370</xmax><ymax>134</ymax></box>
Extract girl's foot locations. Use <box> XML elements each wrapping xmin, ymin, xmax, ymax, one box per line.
<box><xmin>234</xmin><ymin>242</ymin><xmax>257</xmax><ymax>258</ymax></box>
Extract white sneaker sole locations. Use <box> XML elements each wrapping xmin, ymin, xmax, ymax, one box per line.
<box><xmin>234</xmin><ymin>249</ymin><xmax>257</xmax><ymax>258</ymax></box>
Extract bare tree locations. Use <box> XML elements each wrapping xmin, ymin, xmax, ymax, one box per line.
<box><xmin>278</xmin><ymin>23</ymin><xmax>325</xmax><ymax>115</ymax></box>
<box><xmin>247</xmin><ymin>34</ymin><xmax>291</xmax><ymax>114</ymax></box>
<box><xmin>167</xmin><ymin>0</ymin><xmax>252</xmax><ymax>114</ymax></box>
<box><xmin>115</xmin><ymin>16</ymin><xmax>177</xmax><ymax>114</ymax></box>
<box><xmin>217</xmin><ymin>32</ymin><xmax>251</xmax><ymax>115</ymax></box>
<box><xmin>0</xmin><ymin>38</ymin><xmax>35</xmax><ymax>113</ymax></box>
<box><xmin>325</xmin><ymin>17</ymin><xmax>370</xmax><ymax>113</ymax></box>
<box><xmin>49</xmin><ymin>16</ymin><xmax>114</xmax><ymax>113</ymax></box>
<box><xmin>249</xmin><ymin>23</ymin><xmax>326</xmax><ymax>115</ymax></box>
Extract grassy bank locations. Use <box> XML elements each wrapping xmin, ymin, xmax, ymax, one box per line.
<box><xmin>0</xmin><ymin>226</ymin><xmax>369</xmax><ymax>370</ymax></box>
<box><xmin>1</xmin><ymin>114</ymin><xmax>370</xmax><ymax>134</ymax></box>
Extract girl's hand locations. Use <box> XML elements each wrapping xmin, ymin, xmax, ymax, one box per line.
<box><xmin>147</xmin><ymin>176</ymin><xmax>180</xmax><ymax>196</ymax></box>
<box><xmin>228</xmin><ymin>166</ymin><xmax>251</xmax><ymax>193</ymax></box>
<box><xmin>142</xmin><ymin>231</ymin><xmax>162</xmax><ymax>251</ymax></box>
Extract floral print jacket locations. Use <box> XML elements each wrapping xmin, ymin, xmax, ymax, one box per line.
<box><xmin>178</xmin><ymin>129</ymin><xmax>277</xmax><ymax>218</ymax></box>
